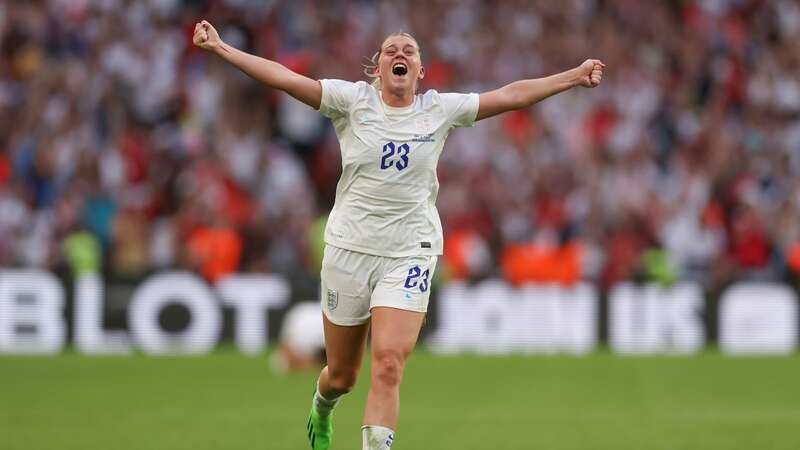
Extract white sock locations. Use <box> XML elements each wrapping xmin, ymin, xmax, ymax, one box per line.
<box><xmin>313</xmin><ymin>382</ymin><xmax>340</xmax><ymax>417</ymax></box>
<box><xmin>362</xmin><ymin>425</ymin><xmax>395</xmax><ymax>449</ymax></box>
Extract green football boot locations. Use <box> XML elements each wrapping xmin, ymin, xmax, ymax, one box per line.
<box><xmin>306</xmin><ymin>404</ymin><xmax>333</xmax><ymax>449</ymax></box>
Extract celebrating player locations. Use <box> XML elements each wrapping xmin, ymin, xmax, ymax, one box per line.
<box><xmin>193</xmin><ymin>20</ymin><xmax>604</xmax><ymax>450</ymax></box>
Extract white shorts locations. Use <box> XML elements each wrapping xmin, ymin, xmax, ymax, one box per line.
<box><xmin>320</xmin><ymin>245</ymin><xmax>438</xmax><ymax>326</ymax></box>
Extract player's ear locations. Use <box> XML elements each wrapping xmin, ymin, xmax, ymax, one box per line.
<box><xmin>417</xmin><ymin>65</ymin><xmax>425</xmax><ymax>81</ymax></box>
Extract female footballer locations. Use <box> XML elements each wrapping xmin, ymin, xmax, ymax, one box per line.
<box><xmin>193</xmin><ymin>20</ymin><xmax>604</xmax><ymax>450</ymax></box>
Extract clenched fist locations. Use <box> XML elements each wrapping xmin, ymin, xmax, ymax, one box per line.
<box><xmin>576</xmin><ymin>59</ymin><xmax>605</xmax><ymax>88</ymax></box>
<box><xmin>193</xmin><ymin>20</ymin><xmax>222</xmax><ymax>52</ymax></box>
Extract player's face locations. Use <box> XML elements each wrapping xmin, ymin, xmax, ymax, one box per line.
<box><xmin>376</xmin><ymin>35</ymin><xmax>424</xmax><ymax>94</ymax></box>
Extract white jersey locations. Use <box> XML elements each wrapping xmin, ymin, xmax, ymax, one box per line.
<box><xmin>318</xmin><ymin>79</ymin><xmax>479</xmax><ymax>257</ymax></box>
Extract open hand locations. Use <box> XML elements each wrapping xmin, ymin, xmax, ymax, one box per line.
<box><xmin>576</xmin><ymin>59</ymin><xmax>605</xmax><ymax>88</ymax></box>
<box><xmin>193</xmin><ymin>20</ymin><xmax>222</xmax><ymax>52</ymax></box>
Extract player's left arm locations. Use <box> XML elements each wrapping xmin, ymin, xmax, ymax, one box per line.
<box><xmin>475</xmin><ymin>59</ymin><xmax>605</xmax><ymax>122</ymax></box>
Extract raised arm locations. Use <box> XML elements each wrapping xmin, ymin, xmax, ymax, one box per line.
<box><xmin>193</xmin><ymin>20</ymin><xmax>322</xmax><ymax>109</ymax></box>
<box><xmin>475</xmin><ymin>59</ymin><xmax>605</xmax><ymax>121</ymax></box>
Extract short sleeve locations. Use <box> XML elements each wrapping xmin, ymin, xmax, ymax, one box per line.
<box><xmin>439</xmin><ymin>92</ymin><xmax>480</xmax><ymax>128</ymax></box>
<box><xmin>318</xmin><ymin>79</ymin><xmax>361</xmax><ymax>119</ymax></box>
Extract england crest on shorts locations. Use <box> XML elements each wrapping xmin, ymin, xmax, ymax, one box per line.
<box><xmin>327</xmin><ymin>289</ymin><xmax>338</xmax><ymax>311</ymax></box>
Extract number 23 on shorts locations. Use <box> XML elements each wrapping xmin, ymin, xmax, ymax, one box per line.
<box><xmin>403</xmin><ymin>265</ymin><xmax>429</xmax><ymax>292</ymax></box>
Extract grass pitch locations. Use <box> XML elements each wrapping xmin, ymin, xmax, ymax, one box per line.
<box><xmin>1</xmin><ymin>349</ymin><xmax>798</xmax><ymax>450</ymax></box>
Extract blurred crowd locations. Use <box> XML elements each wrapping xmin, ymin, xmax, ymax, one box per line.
<box><xmin>2</xmin><ymin>0</ymin><xmax>800</xmax><ymax>291</ymax></box>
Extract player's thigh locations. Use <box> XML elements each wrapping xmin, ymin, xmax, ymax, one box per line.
<box><xmin>369</xmin><ymin>307</ymin><xmax>425</xmax><ymax>362</ymax></box>
<box><xmin>322</xmin><ymin>313</ymin><xmax>369</xmax><ymax>373</ymax></box>
<box><xmin>371</xmin><ymin>254</ymin><xmax>437</xmax><ymax>314</ymax></box>
<box><xmin>320</xmin><ymin>245</ymin><xmax>373</xmax><ymax>326</ymax></box>
<box><xmin>320</xmin><ymin>245</ymin><xmax>375</xmax><ymax>372</ymax></box>
<box><xmin>368</xmin><ymin>255</ymin><xmax>435</xmax><ymax>365</ymax></box>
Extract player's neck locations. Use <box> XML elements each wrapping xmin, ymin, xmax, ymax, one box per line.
<box><xmin>380</xmin><ymin>88</ymin><xmax>414</xmax><ymax>108</ymax></box>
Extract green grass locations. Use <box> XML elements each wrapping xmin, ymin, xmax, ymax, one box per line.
<box><xmin>1</xmin><ymin>350</ymin><xmax>799</xmax><ymax>450</ymax></box>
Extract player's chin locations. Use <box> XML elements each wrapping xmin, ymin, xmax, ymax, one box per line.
<box><xmin>387</xmin><ymin>75</ymin><xmax>412</xmax><ymax>91</ymax></box>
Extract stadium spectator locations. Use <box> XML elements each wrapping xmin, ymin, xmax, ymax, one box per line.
<box><xmin>1</xmin><ymin>0</ymin><xmax>799</xmax><ymax>289</ymax></box>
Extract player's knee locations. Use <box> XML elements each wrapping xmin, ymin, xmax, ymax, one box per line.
<box><xmin>372</xmin><ymin>349</ymin><xmax>406</xmax><ymax>388</ymax></box>
<box><xmin>328</xmin><ymin>367</ymin><xmax>358</xmax><ymax>394</ymax></box>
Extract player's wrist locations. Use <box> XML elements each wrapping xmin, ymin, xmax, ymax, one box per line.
<box><xmin>210</xmin><ymin>40</ymin><xmax>227</xmax><ymax>56</ymax></box>
<box><xmin>565</xmin><ymin>67</ymin><xmax>584</xmax><ymax>88</ymax></box>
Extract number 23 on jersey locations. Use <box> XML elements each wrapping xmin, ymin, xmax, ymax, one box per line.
<box><xmin>380</xmin><ymin>142</ymin><xmax>411</xmax><ymax>171</ymax></box>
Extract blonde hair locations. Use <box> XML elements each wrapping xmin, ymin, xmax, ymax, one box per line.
<box><xmin>363</xmin><ymin>32</ymin><xmax>422</xmax><ymax>91</ymax></box>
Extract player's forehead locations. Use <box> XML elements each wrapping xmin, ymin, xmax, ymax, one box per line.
<box><xmin>381</xmin><ymin>35</ymin><xmax>419</xmax><ymax>52</ymax></box>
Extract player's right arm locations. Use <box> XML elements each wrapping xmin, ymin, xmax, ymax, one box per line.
<box><xmin>193</xmin><ymin>20</ymin><xmax>322</xmax><ymax>110</ymax></box>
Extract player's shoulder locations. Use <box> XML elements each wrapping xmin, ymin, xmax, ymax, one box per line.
<box><xmin>352</xmin><ymin>80</ymin><xmax>378</xmax><ymax>101</ymax></box>
<box><xmin>418</xmin><ymin>88</ymin><xmax>447</xmax><ymax>108</ymax></box>
<box><xmin>352</xmin><ymin>80</ymin><xmax>371</xmax><ymax>90</ymax></box>
<box><xmin>321</xmin><ymin>79</ymin><xmax>371</xmax><ymax>95</ymax></box>
<box><xmin>418</xmin><ymin>89</ymin><xmax>474</xmax><ymax>112</ymax></box>
<box><xmin>419</xmin><ymin>88</ymin><xmax>441</xmax><ymax>101</ymax></box>
<box><xmin>419</xmin><ymin>89</ymin><xmax>472</xmax><ymax>102</ymax></box>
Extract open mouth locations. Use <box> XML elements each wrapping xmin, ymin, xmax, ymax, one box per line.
<box><xmin>392</xmin><ymin>62</ymin><xmax>408</xmax><ymax>76</ymax></box>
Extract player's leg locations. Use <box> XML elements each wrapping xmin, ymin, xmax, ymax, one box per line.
<box><xmin>308</xmin><ymin>245</ymin><xmax>373</xmax><ymax>450</ymax></box>
<box><xmin>318</xmin><ymin>314</ymin><xmax>370</xmax><ymax>399</ymax></box>
<box><xmin>361</xmin><ymin>307</ymin><xmax>425</xmax><ymax>449</ymax></box>
<box><xmin>308</xmin><ymin>315</ymin><xmax>370</xmax><ymax>450</ymax></box>
<box><xmin>361</xmin><ymin>254</ymin><xmax>436</xmax><ymax>449</ymax></box>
